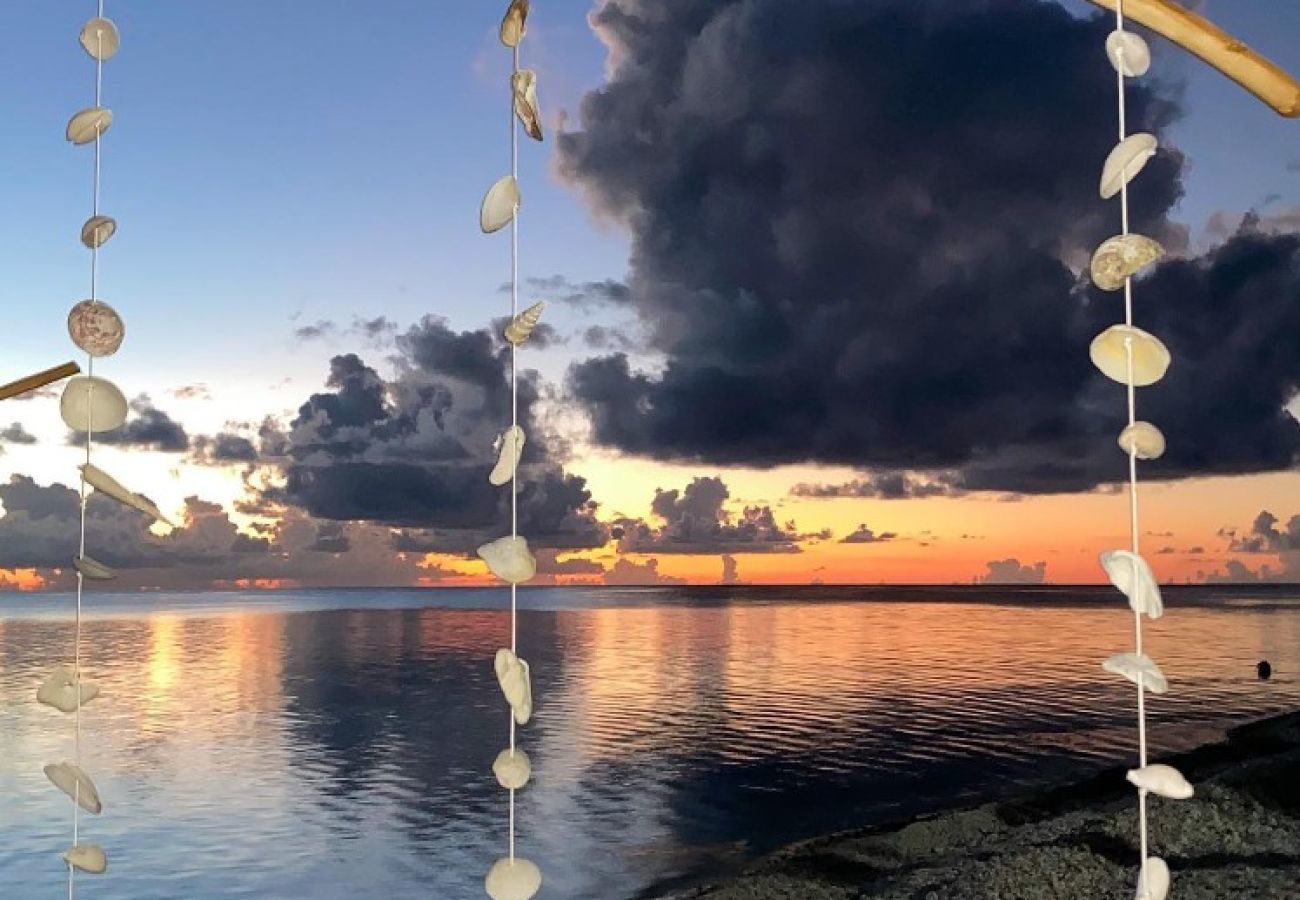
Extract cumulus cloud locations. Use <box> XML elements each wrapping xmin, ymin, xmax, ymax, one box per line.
<box><xmin>840</xmin><ymin>524</ymin><xmax>896</xmax><ymax>544</ymax></box>
<box><xmin>1227</xmin><ymin>510</ymin><xmax>1300</xmax><ymax>554</ymax></box>
<box><xmin>1</xmin><ymin>423</ymin><xmax>37</xmax><ymax>445</ymax></box>
<box><xmin>791</xmin><ymin>472</ymin><xmax>962</xmax><ymax>499</ymax></box>
<box><xmin>977</xmin><ymin>558</ymin><xmax>1047</xmax><ymax>584</ymax></box>
<box><xmin>192</xmin><ymin>431</ymin><xmax>259</xmax><ymax>464</ymax></box>
<box><xmin>558</xmin><ymin>0</ymin><xmax>1300</xmax><ymax>493</ymax></box>
<box><xmin>603</xmin><ymin>557</ymin><xmax>686</xmax><ymax>585</ymax></box>
<box><xmin>614</xmin><ymin>476</ymin><xmax>800</xmax><ymax>554</ymax></box>
<box><xmin>70</xmin><ymin>396</ymin><xmax>190</xmax><ymax>452</ymax></box>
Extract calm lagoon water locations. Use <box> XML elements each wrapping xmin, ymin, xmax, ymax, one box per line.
<box><xmin>2</xmin><ymin>585</ymin><xmax>1299</xmax><ymax>899</ymax></box>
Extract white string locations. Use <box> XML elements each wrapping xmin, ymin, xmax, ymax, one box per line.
<box><xmin>1112</xmin><ymin>2</ymin><xmax>1152</xmax><ymax>895</ymax></box>
<box><xmin>507</xmin><ymin>38</ymin><xmax>521</xmax><ymax>868</ymax></box>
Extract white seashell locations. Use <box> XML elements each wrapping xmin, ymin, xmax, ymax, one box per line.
<box><xmin>1090</xmin><ymin>324</ymin><xmax>1171</xmax><ymax>387</ymax></box>
<box><xmin>477</xmin><ymin>535</ymin><xmax>536</xmax><ymax>584</ymax></box>
<box><xmin>1134</xmin><ymin>856</ymin><xmax>1170</xmax><ymax>900</ymax></box>
<box><xmin>1101</xmin><ymin>133</ymin><xmax>1157</xmax><ymax>199</ymax></box>
<box><xmin>60</xmin><ymin>376</ymin><xmax>127</xmax><ymax>433</ymax></box>
<box><xmin>481</xmin><ymin>175</ymin><xmax>520</xmax><ymax>234</ymax></box>
<box><xmin>37</xmin><ymin>667</ymin><xmax>100</xmax><ymax>714</ymax></box>
<box><xmin>493</xmin><ymin>748</ymin><xmax>532</xmax><ymax>790</ymax></box>
<box><xmin>64</xmin><ymin>843</ymin><xmax>107</xmax><ymax>875</ymax></box>
<box><xmin>44</xmin><ymin>761</ymin><xmax>103</xmax><ymax>815</ymax></box>
<box><xmin>80</xmin><ymin>462</ymin><xmax>175</xmax><ymax>526</ymax></box>
<box><xmin>75</xmin><ymin>554</ymin><xmax>116</xmax><ymax>581</ymax></box>
<box><xmin>1127</xmin><ymin>764</ymin><xmax>1194</xmax><ymax>800</ymax></box>
<box><xmin>80</xmin><ymin>16</ymin><xmax>120</xmax><ymax>62</ymax></box>
<box><xmin>68</xmin><ymin>300</ymin><xmax>126</xmax><ymax>357</ymax></box>
<box><xmin>1118</xmin><ymin>421</ymin><xmax>1166</xmax><ymax>460</ymax></box>
<box><xmin>504</xmin><ymin>300</ymin><xmax>546</xmax><ymax>346</ymax></box>
<box><xmin>485</xmin><ymin>856</ymin><xmax>542</xmax><ymax>900</ymax></box>
<box><xmin>80</xmin><ymin>215</ymin><xmax>117</xmax><ymax>249</ymax></box>
<box><xmin>1102</xmin><ymin>652</ymin><xmax>1168</xmax><ymax>694</ymax></box>
<box><xmin>490</xmin><ymin>426</ymin><xmax>526</xmax><ymax>487</ymax></box>
<box><xmin>1100</xmin><ymin>550</ymin><xmax>1163</xmax><ymax>619</ymax></box>
<box><xmin>1107</xmin><ymin>30</ymin><xmax>1151</xmax><ymax>78</ymax></box>
<box><xmin>66</xmin><ymin>107</ymin><xmax>113</xmax><ymax>145</ymax></box>
<box><xmin>1090</xmin><ymin>234</ymin><xmax>1164</xmax><ymax>291</ymax></box>
<box><xmin>499</xmin><ymin>0</ymin><xmax>530</xmax><ymax>48</ymax></box>
<box><xmin>512</xmin><ymin>69</ymin><xmax>544</xmax><ymax>141</ymax></box>
<box><xmin>494</xmin><ymin>648</ymin><xmax>533</xmax><ymax>726</ymax></box>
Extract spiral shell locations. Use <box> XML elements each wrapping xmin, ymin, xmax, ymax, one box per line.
<box><xmin>504</xmin><ymin>301</ymin><xmax>545</xmax><ymax>346</ymax></box>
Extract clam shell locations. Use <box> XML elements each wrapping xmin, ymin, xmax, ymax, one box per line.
<box><xmin>1101</xmin><ymin>133</ymin><xmax>1157</xmax><ymax>199</ymax></box>
<box><xmin>1127</xmin><ymin>763</ymin><xmax>1193</xmax><ymax>800</ymax></box>
<box><xmin>75</xmin><ymin>554</ymin><xmax>117</xmax><ymax>580</ymax></box>
<box><xmin>499</xmin><ymin>0</ymin><xmax>530</xmax><ymax>48</ymax></box>
<box><xmin>80</xmin><ymin>462</ymin><xmax>175</xmax><ymax>526</ymax></box>
<box><xmin>1135</xmin><ymin>856</ymin><xmax>1170</xmax><ymax>900</ymax></box>
<box><xmin>1089</xmin><ymin>324</ymin><xmax>1170</xmax><ymax>387</ymax></box>
<box><xmin>1106</xmin><ymin>30</ymin><xmax>1150</xmax><ymax>78</ymax></box>
<box><xmin>37</xmin><ymin>667</ymin><xmax>100</xmax><ymax>714</ymax></box>
<box><xmin>480</xmin><ymin>176</ymin><xmax>520</xmax><ymax>234</ymax></box>
<box><xmin>80</xmin><ymin>215</ymin><xmax>117</xmax><ymax>249</ymax></box>
<box><xmin>485</xmin><ymin>856</ymin><xmax>541</xmax><ymax>900</ymax></box>
<box><xmin>493</xmin><ymin>748</ymin><xmax>532</xmax><ymax>790</ymax></box>
<box><xmin>504</xmin><ymin>301</ymin><xmax>545</xmax><ymax>346</ymax></box>
<box><xmin>477</xmin><ymin>534</ymin><xmax>536</xmax><ymax>584</ymax></box>
<box><xmin>80</xmin><ymin>16</ymin><xmax>120</xmax><ymax>62</ymax></box>
<box><xmin>66</xmin><ymin>107</ymin><xmax>113</xmax><ymax>145</ymax></box>
<box><xmin>512</xmin><ymin>69</ymin><xmax>543</xmax><ymax>141</ymax></box>
<box><xmin>60</xmin><ymin>376</ymin><xmax>127</xmax><ymax>433</ymax></box>
<box><xmin>490</xmin><ymin>425</ymin><xmax>526</xmax><ymax>487</ymax></box>
<box><xmin>1102</xmin><ymin>652</ymin><xmax>1168</xmax><ymax>694</ymax></box>
<box><xmin>1100</xmin><ymin>550</ymin><xmax>1163</xmax><ymax>619</ymax></box>
<box><xmin>68</xmin><ymin>300</ymin><xmax>126</xmax><ymax>357</ymax></box>
<box><xmin>494</xmin><ymin>648</ymin><xmax>533</xmax><ymax>726</ymax></box>
<box><xmin>44</xmin><ymin>761</ymin><xmax>103</xmax><ymax>815</ymax></box>
<box><xmin>1090</xmin><ymin>234</ymin><xmax>1164</xmax><ymax>291</ymax></box>
<box><xmin>64</xmin><ymin>843</ymin><xmax>108</xmax><ymax>875</ymax></box>
<box><xmin>1118</xmin><ymin>421</ymin><xmax>1166</xmax><ymax>460</ymax></box>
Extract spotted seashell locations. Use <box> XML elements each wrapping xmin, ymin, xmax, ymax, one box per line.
<box><xmin>68</xmin><ymin>300</ymin><xmax>125</xmax><ymax>357</ymax></box>
<box><xmin>1090</xmin><ymin>234</ymin><xmax>1164</xmax><ymax>291</ymax></box>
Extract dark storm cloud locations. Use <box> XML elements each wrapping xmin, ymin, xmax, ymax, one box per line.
<box><xmin>1</xmin><ymin>422</ymin><xmax>37</xmax><ymax>444</ymax></box>
<box><xmin>790</xmin><ymin>472</ymin><xmax>963</xmax><ymax>499</ymax></box>
<box><xmin>615</xmin><ymin>475</ymin><xmax>800</xmax><ymax>554</ymax></box>
<box><xmin>192</xmin><ymin>431</ymin><xmax>259</xmax><ymax>463</ymax></box>
<box><xmin>260</xmin><ymin>317</ymin><xmax>605</xmax><ymax>550</ymax></box>
<box><xmin>70</xmin><ymin>396</ymin><xmax>190</xmax><ymax>452</ymax></box>
<box><xmin>840</xmin><ymin>524</ymin><xmax>896</xmax><ymax>544</ymax></box>
<box><xmin>557</xmin><ymin>0</ymin><xmax>1300</xmax><ymax>493</ymax></box>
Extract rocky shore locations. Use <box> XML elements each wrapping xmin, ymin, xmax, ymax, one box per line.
<box><xmin>662</xmin><ymin>710</ymin><xmax>1300</xmax><ymax>899</ymax></box>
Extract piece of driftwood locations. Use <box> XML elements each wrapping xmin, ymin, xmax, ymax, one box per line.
<box><xmin>1087</xmin><ymin>0</ymin><xmax>1299</xmax><ymax>117</ymax></box>
<box><xmin>0</xmin><ymin>361</ymin><xmax>81</xmax><ymax>401</ymax></box>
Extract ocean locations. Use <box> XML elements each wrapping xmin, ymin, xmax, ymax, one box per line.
<box><xmin>1</xmin><ymin>585</ymin><xmax>1298</xmax><ymax>899</ymax></box>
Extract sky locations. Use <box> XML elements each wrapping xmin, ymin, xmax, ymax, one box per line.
<box><xmin>1</xmin><ymin>0</ymin><xmax>1298</xmax><ymax>591</ymax></box>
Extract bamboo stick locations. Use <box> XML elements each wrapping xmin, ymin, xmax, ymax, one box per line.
<box><xmin>1087</xmin><ymin>0</ymin><xmax>1300</xmax><ymax>117</ymax></box>
<box><xmin>0</xmin><ymin>361</ymin><xmax>81</xmax><ymax>401</ymax></box>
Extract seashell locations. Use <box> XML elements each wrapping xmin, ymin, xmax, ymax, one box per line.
<box><xmin>1101</xmin><ymin>550</ymin><xmax>1163</xmax><ymax>619</ymax></box>
<box><xmin>68</xmin><ymin>300</ymin><xmax>126</xmax><ymax>357</ymax></box>
<box><xmin>481</xmin><ymin>175</ymin><xmax>520</xmax><ymax>234</ymax></box>
<box><xmin>504</xmin><ymin>301</ymin><xmax>546</xmax><ymax>347</ymax></box>
<box><xmin>477</xmin><ymin>535</ymin><xmax>536</xmax><ymax>584</ymax></box>
<box><xmin>1118</xmin><ymin>421</ymin><xmax>1166</xmax><ymax>460</ymax></box>
<box><xmin>1101</xmin><ymin>133</ymin><xmax>1157</xmax><ymax>199</ymax></box>
<box><xmin>60</xmin><ymin>376</ymin><xmax>127</xmax><ymax>433</ymax></box>
<box><xmin>512</xmin><ymin>69</ymin><xmax>543</xmax><ymax>141</ymax></box>
<box><xmin>493</xmin><ymin>748</ymin><xmax>532</xmax><ymax>790</ymax></box>
<box><xmin>490</xmin><ymin>425</ymin><xmax>526</xmax><ymax>487</ymax></box>
<box><xmin>1107</xmin><ymin>30</ymin><xmax>1151</xmax><ymax>78</ymax></box>
<box><xmin>1127</xmin><ymin>763</ymin><xmax>1194</xmax><ymax>800</ymax></box>
<box><xmin>80</xmin><ymin>16</ymin><xmax>120</xmax><ymax>62</ymax></box>
<box><xmin>64</xmin><ymin>843</ymin><xmax>108</xmax><ymax>875</ymax></box>
<box><xmin>80</xmin><ymin>215</ymin><xmax>117</xmax><ymax>249</ymax></box>
<box><xmin>44</xmin><ymin>761</ymin><xmax>103</xmax><ymax>815</ymax></box>
<box><xmin>1090</xmin><ymin>234</ymin><xmax>1164</xmax><ymax>291</ymax></box>
<box><xmin>37</xmin><ymin>667</ymin><xmax>100</xmax><ymax>714</ymax></box>
<box><xmin>1102</xmin><ymin>652</ymin><xmax>1168</xmax><ymax>694</ymax></box>
<box><xmin>1134</xmin><ymin>856</ymin><xmax>1170</xmax><ymax>900</ymax></box>
<box><xmin>499</xmin><ymin>0</ymin><xmax>530</xmax><ymax>48</ymax></box>
<box><xmin>66</xmin><ymin>107</ymin><xmax>113</xmax><ymax>145</ymax></box>
<box><xmin>1089</xmin><ymin>324</ymin><xmax>1171</xmax><ymax>387</ymax></box>
<box><xmin>80</xmin><ymin>462</ymin><xmax>175</xmax><ymax>526</ymax></box>
<box><xmin>494</xmin><ymin>648</ymin><xmax>533</xmax><ymax>726</ymax></box>
<box><xmin>485</xmin><ymin>856</ymin><xmax>542</xmax><ymax>900</ymax></box>
<box><xmin>75</xmin><ymin>554</ymin><xmax>116</xmax><ymax>581</ymax></box>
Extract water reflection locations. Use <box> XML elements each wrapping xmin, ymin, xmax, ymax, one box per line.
<box><xmin>0</xmin><ymin>589</ymin><xmax>1297</xmax><ymax>898</ymax></box>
